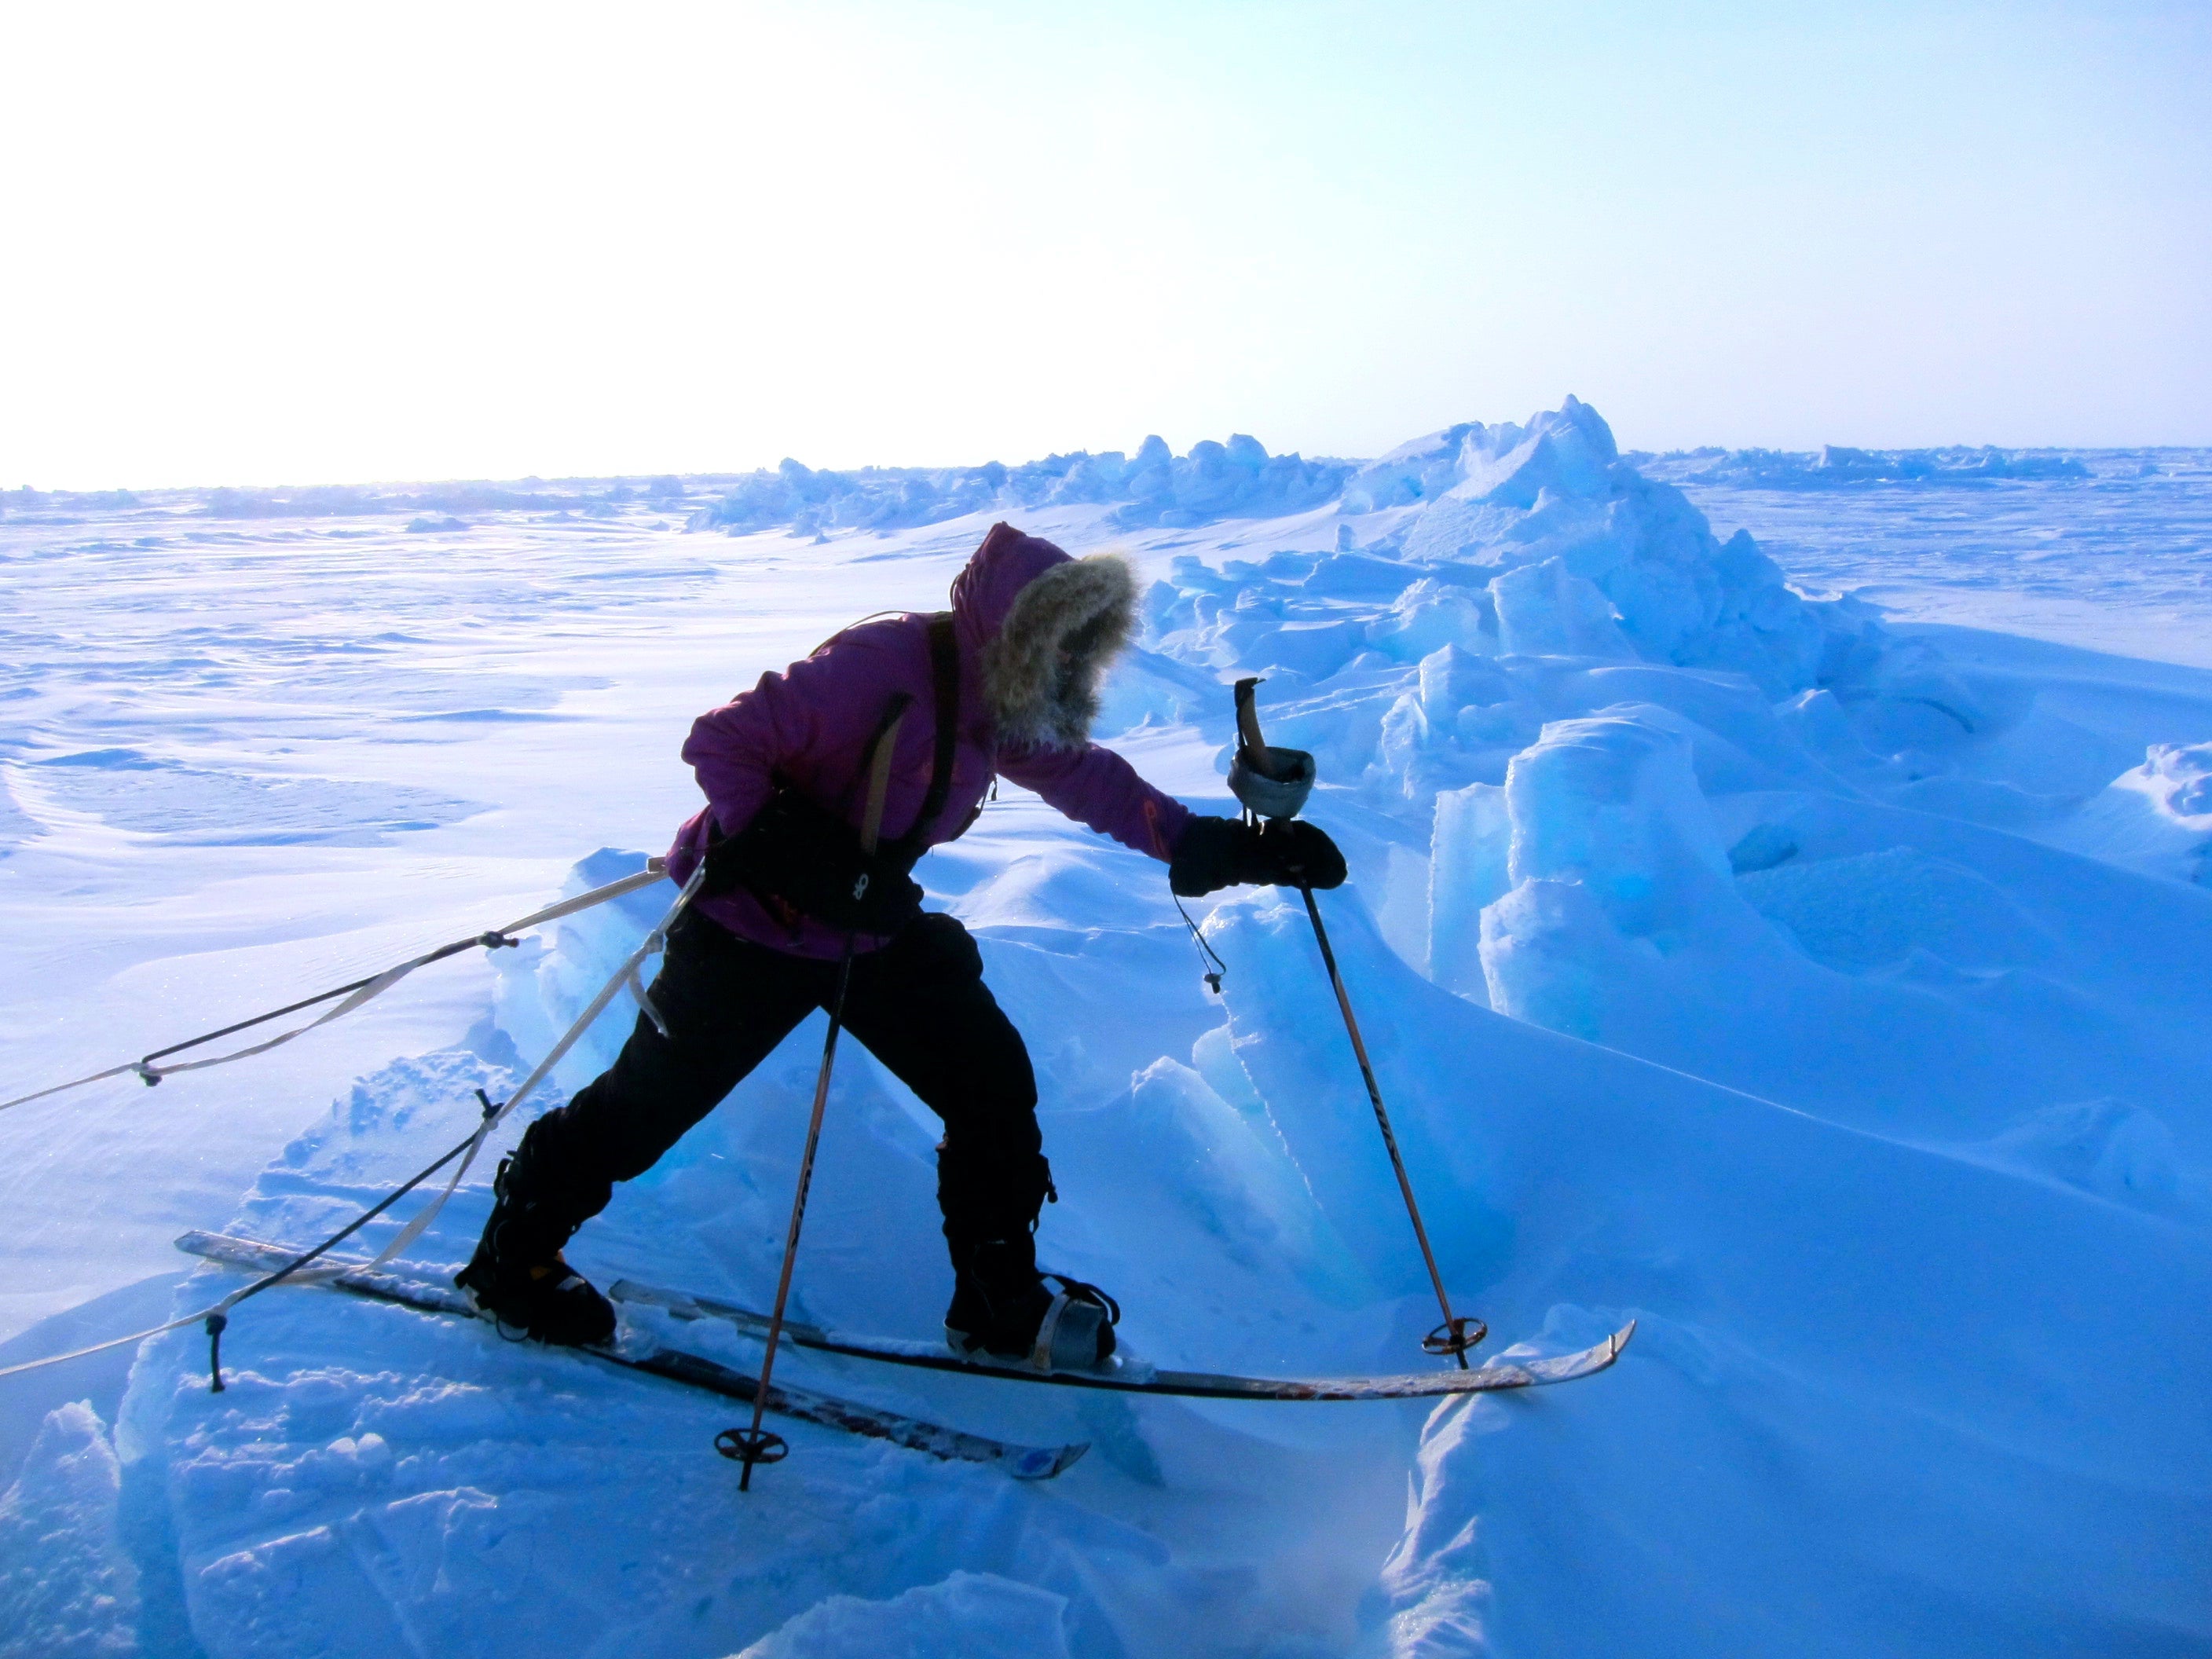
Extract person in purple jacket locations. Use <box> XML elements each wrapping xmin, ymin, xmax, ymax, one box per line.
<box><xmin>458</xmin><ymin>523</ymin><xmax>1344</xmax><ymax>1370</ymax></box>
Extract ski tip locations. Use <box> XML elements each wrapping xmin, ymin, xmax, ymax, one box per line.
<box><xmin>1573</xmin><ymin>1320</ymin><xmax>1635</xmax><ymax>1372</ymax></box>
<box><xmin>1009</xmin><ymin>1441</ymin><xmax>1091</xmax><ymax>1481</ymax></box>
<box><xmin>1572</xmin><ymin>1320</ymin><xmax>1635</xmax><ymax>1378</ymax></box>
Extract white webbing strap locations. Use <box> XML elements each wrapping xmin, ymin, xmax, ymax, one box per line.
<box><xmin>0</xmin><ymin>862</ymin><xmax>701</xmax><ymax>1385</ymax></box>
<box><xmin>0</xmin><ymin>1247</ymin><xmax>368</xmax><ymax>1381</ymax></box>
<box><xmin>493</xmin><ymin>866</ymin><xmax>672</xmax><ymax>936</ymax></box>
<box><xmin>0</xmin><ymin>861</ymin><xmax>674</xmax><ymax>1114</ymax></box>
<box><xmin>0</xmin><ymin>1309</ymin><xmax>208</xmax><ymax>1381</ymax></box>
<box><xmin>0</xmin><ymin>1061</ymin><xmax>150</xmax><ymax>1115</ymax></box>
<box><xmin>365</xmin><ymin>862</ymin><xmax>705</xmax><ymax>1269</ymax></box>
<box><xmin>626</xmin><ymin>964</ymin><xmax>670</xmax><ymax>1038</ymax></box>
<box><xmin>143</xmin><ymin>952</ymin><xmax>447</xmax><ymax>1082</ymax></box>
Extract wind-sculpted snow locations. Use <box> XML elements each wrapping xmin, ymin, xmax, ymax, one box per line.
<box><xmin>1225</xmin><ymin>894</ymin><xmax>2212</xmax><ymax>1656</ymax></box>
<box><xmin>20</xmin><ymin>751</ymin><xmax>484</xmax><ymax>848</ymax></box>
<box><xmin>2041</xmin><ymin>738</ymin><xmax>2212</xmax><ymax>884</ymax></box>
<box><xmin>7</xmin><ymin>404</ymin><xmax>2212</xmax><ymax>1655</ymax></box>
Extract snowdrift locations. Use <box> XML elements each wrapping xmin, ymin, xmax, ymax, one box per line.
<box><xmin>7</xmin><ymin>401</ymin><xmax>2212</xmax><ymax>1657</ymax></box>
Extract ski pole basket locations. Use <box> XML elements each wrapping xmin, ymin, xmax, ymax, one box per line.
<box><xmin>1423</xmin><ymin>1315</ymin><xmax>1489</xmax><ymax>1359</ymax></box>
<box><xmin>715</xmin><ymin>1426</ymin><xmax>789</xmax><ymax>1486</ymax></box>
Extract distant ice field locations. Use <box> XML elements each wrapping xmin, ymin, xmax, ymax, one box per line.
<box><xmin>1650</xmin><ymin>448</ymin><xmax>2212</xmax><ymax>666</ymax></box>
<box><xmin>2</xmin><ymin>417</ymin><xmax>2209</xmax><ymax>1658</ymax></box>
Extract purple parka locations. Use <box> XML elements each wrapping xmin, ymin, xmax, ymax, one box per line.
<box><xmin>665</xmin><ymin>524</ymin><xmax>1195</xmax><ymax>958</ymax></box>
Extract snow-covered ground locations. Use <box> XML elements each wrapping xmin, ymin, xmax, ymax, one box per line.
<box><xmin>3</xmin><ymin>406</ymin><xmax>2209</xmax><ymax>1657</ymax></box>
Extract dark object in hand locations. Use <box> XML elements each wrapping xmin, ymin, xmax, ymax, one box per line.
<box><xmin>701</xmin><ymin>787</ymin><xmax>926</xmax><ymax>934</ymax></box>
<box><xmin>1169</xmin><ymin>816</ymin><xmax>1346</xmax><ymax>897</ymax></box>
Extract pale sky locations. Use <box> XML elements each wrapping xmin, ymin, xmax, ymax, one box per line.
<box><xmin>4</xmin><ymin>2</ymin><xmax>2207</xmax><ymax>489</ymax></box>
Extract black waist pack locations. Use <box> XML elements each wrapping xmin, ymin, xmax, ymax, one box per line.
<box><xmin>700</xmin><ymin>614</ymin><xmax>961</xmax><ymax>936</ymax></box>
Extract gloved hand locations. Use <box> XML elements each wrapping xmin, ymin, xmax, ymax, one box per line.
<box><xmin>1169</xmin><ymin>816</ymin><xmax>1346</xmax><ymax>897</ymax></box>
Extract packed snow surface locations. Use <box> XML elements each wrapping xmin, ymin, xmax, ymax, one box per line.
<box><xmin>4</xmin><ymin>405</ymin><xmax>2210</xmax><ymax>1656</ymax></box>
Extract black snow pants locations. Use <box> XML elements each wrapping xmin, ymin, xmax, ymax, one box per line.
<box><xmin>510</xmin><ymin>908</ymin><xmax>1050</xmax><ymax>1251</ymax></box>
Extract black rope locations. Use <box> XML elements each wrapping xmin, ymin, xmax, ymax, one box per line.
<box><xmin>200</xmin><ymin>1088</ymin><xmax>503</xmax><ymax>1390</ymax></box>
<box><xmin>134</xmin><ymin>932</ymin><xmax>518</xmax><ymax>1080</ymax></box>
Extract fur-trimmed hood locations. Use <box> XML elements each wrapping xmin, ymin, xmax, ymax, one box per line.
<box><xmin>670</xmin><ymin>518</ymin><xmax>1192</xmax><ymax>958</ymax></box>
<box><xmin>950</xmin><ymin>522</ymin><xmax>1137</xmax><ymax>751</ymax></box>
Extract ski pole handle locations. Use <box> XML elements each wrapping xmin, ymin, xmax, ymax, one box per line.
<box><xmin>1233</xmin><ymin>678</ymin><xmax>1276</xmax><ymax>771</ymax></box>
<box><xmin>1228</xmin><ymin>678</ymin><xmax>1317</xmax><ymax>822</ymax></box>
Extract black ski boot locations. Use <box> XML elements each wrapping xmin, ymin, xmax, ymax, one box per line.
<box><xmin>454</xmin><ymin>1155</ymin><xmax>616</xmax><ymax>1347</ymax></box>
<box><xmin>945</xmin><ymin>1232</ymin><xmax>1118</xmax><ymax>1372</ymax></box>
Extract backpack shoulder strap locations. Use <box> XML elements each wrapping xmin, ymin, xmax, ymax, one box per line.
<box><xmin>899</xmin><ymin>613</ymin><xmax>961</xmax><ymax>853</ymax></box>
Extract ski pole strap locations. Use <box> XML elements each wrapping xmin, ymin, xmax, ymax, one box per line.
<box><xmin>1226</xmin><ymin>675</ymin><xmax>1316</xmax><ymax>823</ymax></box>
<box><xmin>1172</xmin><ymin>891</ymin><xmax>1228</xmax><ymax>994</ymax></box>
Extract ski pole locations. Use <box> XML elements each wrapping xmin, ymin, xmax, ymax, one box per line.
<box><xmin>719</xmin><ymin>940</ymin><xmax>855</xmax><ymax>1488</ymax></box>
<box><xmin>1294</xmin><ymin>882</ymin><xmax>1482</xmax><ymax>1367</ymax></box>
<box><xmin>719</xmin><ymin>698</ymin><xmax>910</xmax><ymax>1489</ymax></box>
<box><xmin>1228</xmin><ymin>679</ymin><xmax>1485</xmax><ymax>1367</ymax></box>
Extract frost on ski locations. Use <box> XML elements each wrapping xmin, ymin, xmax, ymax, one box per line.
<box><xmin>11</xmin><ymin>403</ymin><xmax>2212</xmax><ymax>1656</ymax></box>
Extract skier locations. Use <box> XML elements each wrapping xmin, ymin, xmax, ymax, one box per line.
<box><xmin>458</xmin><ymin>523</ymin><xmax>1344</xmax><ymax>1369</ymax></box>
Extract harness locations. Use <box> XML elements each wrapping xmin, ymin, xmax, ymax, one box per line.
<box><xmin>703</xmin><ymin>613</ymin><xmax>969</xmax><ymax>935</ymax></box>
<box><xmin>874</xmin><ymin>611</ymin><xmax>965</xmax><ymax>863</ymax></box>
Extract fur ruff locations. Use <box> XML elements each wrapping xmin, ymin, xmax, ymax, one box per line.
<box><xmin>983</xmin><ymin>553</ymin><xmax>1137</xmax><ymax>750</ymax></box>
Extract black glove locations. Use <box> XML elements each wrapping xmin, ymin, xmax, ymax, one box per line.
<box><xmin>1169</xmin><ymin>816</ymin><xmax>1346</xmax><ymax>897</ymax></box>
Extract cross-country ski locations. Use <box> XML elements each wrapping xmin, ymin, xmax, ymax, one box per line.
<box><xmin>611</xmin><ymin>1276</ymin><xmax>1633</xmax><ymax>1401</ymax></box>
<box><xmin>174</xmin><ymin>1229</ymin><xmax>1088</xmax><ymax>1480</ymax></box>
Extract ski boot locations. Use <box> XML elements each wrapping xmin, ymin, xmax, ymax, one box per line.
<box><xmin>455</xmin><ymin>1155</ymin><xmax>616</xmax><ymax>1347</ymax></box>
<box><xmin>945</xmin><ymin>1232</ymin><xmax>1119</xmax><ymax>1373</ymax></box>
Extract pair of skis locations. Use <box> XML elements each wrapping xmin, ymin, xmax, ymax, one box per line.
<box><xmin>167</xmin><ymin>684</ymin><xmax>1639</xmax><ymax>1485</ymax></box>
<box><xmin>178</xmin><ymin>1230</ymin><xmax>1633</xmax><ymax>1481</ymax></box>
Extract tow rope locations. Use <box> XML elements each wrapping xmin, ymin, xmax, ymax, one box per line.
<box><xmin>0</xmin><ymin>862</ymin><xmax>674</xmax><ymax>1115</ymax></box>
<box><xmin>0</xmin><ymin>859</ymin><xmax>704</xmax><ymax>1386</ymax></box>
